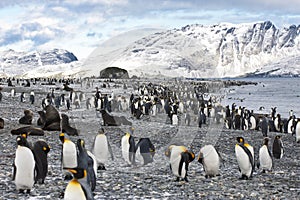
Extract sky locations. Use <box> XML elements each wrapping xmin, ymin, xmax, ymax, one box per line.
<box><xmin>0</xmin><ymin>0</ymin><xmax>299</xmax><ymax>59</ymax></box>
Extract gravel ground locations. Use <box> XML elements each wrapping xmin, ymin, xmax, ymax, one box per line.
<box><xmin>0</xmin><ymin>79</ymin><xmax>299</xmax><ymax>200</ymax></box>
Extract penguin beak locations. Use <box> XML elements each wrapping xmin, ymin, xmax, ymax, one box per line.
<box><xmin>66</xmin><ymin>169</ymin><xmax>77</xmax><ymax>174</ymax></box>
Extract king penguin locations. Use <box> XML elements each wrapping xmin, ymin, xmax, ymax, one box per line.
<box><xmin>59</xmin><ymin>133</ymin><xmax>77</xmax><ymax>180</ymax></box>
<box><xmin>121</xmin><ymin>130</ymin><xmax>136</xmax><ymax>166</ymax></box>
<box><xmin>258</xmin><ymin>137</ymin><xmax>273</xmax><ymax>173</ymax></box>
<box><xmin>92</xmin><ymin>129</ymin><xmax>114</xmax><ymax>170</ymax></box>
<box><xmin>198</xmin><ymin>145</ymin><xmax>221</xmax><ymax>178</ymax></box>
<box><xmin>272</xmin><ymin>135</ymin><xmax>284</xmax><ymax>159</ymax></box>
<box><xmin>287</xmin><ymin>116</ymin><xmax>295</xmax><ymax>134</ymax></box>
<box><xmin>294</xmin><ymin>120</ymin><xmax>300</xmax><ymax>143</ymax></box>
<box><xmin>235</xmin><ymin>137</ymin><xmax>254</xmax><ymax>179</ymax></box>
<box><xmin>261</xmin><ymin>116</ymin><xmax>269</xmax><ymax>137</ymax></box>
<box><xmin>13</xmin><ymin>136</ymin><xmax>36</xmax><ymax>193</ymax></box>
<box><xmin>64</xmin><ymin>168</ymin><xmax>94</xmax><ymax>200</ymax></box>
<box><xmin>249</xmin><ymin>114</ymin><xmax>257</xmax><ymax>130</ymax></box>
<box><xmin>165</xmin><ymin>145</ymin><xmax>195</xmax><ymax>182</ymax></box>
<box><xmin>274</xmin><ymin>114</ymin><xmax>283</xmax><ymax>132</ymax></box>
<box><xmin>32</xmin><ymin>140</ymin><xmax>50</xmax><ymax>184</ymax></box>
<box><xmin>135</xmin><ymin>138</ymin><xmax>155</xmax><ymax>165</ymax></box>
<box><xmin>77</xmin><ymin>139</ymin><xmax>96</xmax><ymax>191</ymax></box>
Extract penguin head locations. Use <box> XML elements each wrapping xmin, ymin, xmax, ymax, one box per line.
<box><xmin>40</xmin><ymin>141</ymin><xmax>51</xmax><ymax>153</ymax></box>
<box><xmin>77</xmin><ymin>139</ymin><xmax>85</xmax><ymax>149</ymax></box>
<box><xmin>236</xmin><ymin>137</ymin><xmax>244</xmax><ymax>144</ymax></box>
<box><xmin>275</xmin><ymin>135</ymin><xmax>281</xmax><ymax>140</ymax></box>
<box><xmin>125</xmin><ymin>132</ymin><xmax>131</xmax><ymax>137</ymax></box>
<box><xmin>67</xmin><ymin>168</ymin><xmax>87</xmax><ymax>180</ymax></box>
<box><xmin>59</xmin><ymin>133</ymin><xmax>65</xmax><ymax>143</ymax></box>
<box><xmin>263</xmin><ymin>137</ymin><xmax>270</xmax><ymax>146</ymax></box>
<box><xmin>35</xmin><ymin>140</ymin><xmax>51</xmax><ymax>153</ymax></box>
<box><xmin>129</xmin><ymin>127</ymin><xmax>135</xmax><ymax>135</ymax></box>
<box><xmin>16</xmin><ymin>135</ymin><xmax>28</xmax><ymax>146</ymax></box>
<box><xmin>165</xmin><ymin>145</ymin><xmax>175</xmax><ymax>157</ymax></box>
<box><xmin>98</xmin><ymin>128</ymin><xmax>105</xmax><ymax>135</ymax></box>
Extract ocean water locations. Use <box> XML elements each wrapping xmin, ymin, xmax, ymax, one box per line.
<box><xmin>221</xmin><ymin>77</ymin><xmax>300</xmax><ymax>119</ymax></box>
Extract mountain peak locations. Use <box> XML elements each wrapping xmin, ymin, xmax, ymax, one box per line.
<box><xmin>83</xmin><ymin>21</ymin><xmax>299</xmax><ymax>78</ymax></box>
<box><xmin>0</xmin><ymin>48</ymin><xmax>79</xmax><ymax>78</ymax></box>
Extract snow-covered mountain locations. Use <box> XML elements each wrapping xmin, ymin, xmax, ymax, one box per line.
<box><xmin>83</xmin><ymin>21</ymin><xmax>300</xmax><ymax>78</ymax></box>
<box><xmin>0</xmin><ymin>49</ymin><xmax>80</xmax><ymax>78</ymax></box>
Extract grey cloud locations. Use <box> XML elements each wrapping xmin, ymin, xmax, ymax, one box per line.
<box><xmin>0</xmin><ymin>21</ymin><xmax>64</xmax><ymax>46</ymax></box>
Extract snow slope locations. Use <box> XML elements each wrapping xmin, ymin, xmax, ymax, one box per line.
<box><xmin>83</xmin><ymin>21</ymin><xmax>300</xmax><ymax>78</ymax></box>
<box><xmin>0</xmin><ymin>49</ymin><xmax>79</xmax><ymax>78</ymax></box>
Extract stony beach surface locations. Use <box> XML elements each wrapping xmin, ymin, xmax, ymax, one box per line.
<box><xmin>0</xmin><ymin>78</ymin><xmax>299</xmax><ymax>200</ymax></box>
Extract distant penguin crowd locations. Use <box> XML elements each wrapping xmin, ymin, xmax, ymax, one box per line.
<box><xmin>0</xmin><ymin>77</ymin><xmax>299</xmax><ymax>199</ymax></box>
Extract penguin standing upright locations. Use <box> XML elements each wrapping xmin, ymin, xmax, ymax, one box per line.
<box><xmin>13</xmin><ymin>136</ymin><xmax>36</xmax><ymax>193</ymax></box>
<box><xmin>261</xmin><ymin>116</ymin><xmax>269</xmax><ymax>137</ymax></box>
<box><xmin>77</xmin><ymin>139</ymin><xmax>96</xmax><ymax>192</ymax></box>
<box><xmin>249</xmin><ymin>114</ymin><xmax>257</xmax><ymax>130</ymax></box>
<box><xmin>235</xmin><ymin>137</ymin><xmax>254</xmax><ymax>179</ymax></box>
<box><xmin>92</xmin><ymin>129</ymin><xmax>114</xmax><ymax>170</ymax></box>
<box><xmin>272</xmin><ymin>135</ymin><xmax>284</xmax><ymax>159</ymax></box>
<box><xmin>198</xmin><ymin>145</ymin><xmax>221</xmax><ymax>178</ymax></box>
<box><xmin>135</xmin><ymin>138</ymin><xmax>155</xmax><ymax>165</ymax></box>
<box><xmin>64</xmin><ymin>168</ymin><xmax>94</xmax><ymax>200</ymax></box>
<box><xmin>258</xmin><ymin>138</ymin><xmax>273</xmax><ymax>173</ymax></box>
<box><xmin>287</xmin><ymin>116</ymin><xmax>295</xmax><ymax>134</ymax></box>
<box><xmin>33</xmin><ymin>140</ymin><xmax>50</xmax><ymax>184</ymax></box>
<box><xmin>165</xmin><ymin>145</ymin><xmax>195</xmax><ymax>182</ymax></box>
<box><xmin>59</xmin><ymin>133</ymin><xmax>77</xmax><ymax>180</ymax></box>
<box><xmin>121</xmin><ymin>130</ymin><xmax>136</xmax><ymax>166</ymax></box>
<box><xmin>274</xmin><ymin>114</ymin><xmax>283</xmax><ymax>132</ymax></box>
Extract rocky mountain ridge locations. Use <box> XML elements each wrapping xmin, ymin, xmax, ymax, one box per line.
<box><xmin>0</xmin><ymin>49</ymin><xmax>79</xmax><ymax>77</ymax></box>
<box><xmin>84</xmin><ymin>21</ymin><xmax>300</xmax><ymax>78</ymax></box>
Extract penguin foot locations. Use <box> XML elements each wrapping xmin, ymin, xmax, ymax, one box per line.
<box><xmin>239</xmin><ymin>175</ymin><xmax>249</xmax><ymax>180</ymax></box>
<box><xmin>26</xmin><ymin>189</ymin><xmax>31</xmax><ymax>194</ymax></box>
<box><xmin>59</xmin><ymin>192</ymin><xmax>64</xmax><ymax>198</ymax></box>
<box><xmin>183</xmin><ymin>177</ymin><xmax>189</xmax><ymax>182</ymax></box>
<box><xmin>175</xmin><ymin>177</ymin><xmax>180</xmax><ymax>182</ymax></box>
<box><xmin>19</xmin><ymin>189</ymin><xmax>25</xmax><ymax>194</ymax></box>
<box><xmin>37</xmin><ymin>179</ymin><xmax>45</xmax><ymax>184</ymax></box>
<box><xmin>98</xmin><ymin>165</ymin><xmax>106</xmax><ymax>170</ymax></box>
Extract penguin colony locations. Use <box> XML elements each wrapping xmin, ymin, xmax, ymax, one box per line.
<box><xmin>0</xmin><ymin>77</ymin><xmax>298</xmax><ymax>199</ymax></box>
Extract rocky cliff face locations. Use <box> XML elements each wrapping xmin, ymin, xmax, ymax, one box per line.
<box><xmin>0</xmin><ymin>49</ymin><xmax>79</xmax><ymax>77</ymax></box>
<box><xmin>0</xmin><ymin>48</ymin><xmax>78</xmax><ymax>66</ymax></box>
<box><xmin>84</xmin><ymin>21</ymin><xmax>300</xmax><ymax>78</ymax></box>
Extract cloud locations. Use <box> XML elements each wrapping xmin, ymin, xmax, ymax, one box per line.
<box><xmin>0</xmin><ymin>0</ymin><xmax>299</xmax><ymax>59</ymax></box>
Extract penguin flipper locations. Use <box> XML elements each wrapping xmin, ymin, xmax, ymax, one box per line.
<box><xmin>216</xmin><ymin>148</ymin><xmax>224</xmax><ymax>166</ymax></box>
<box><xmin>81</xmin><ymin>182</ymin><xmax>95</xmax><ymax>200</ymax></box>
<box><xmin>129</xmin><ymin>136</ymin><xmax>136</xmax><ymax>164</ymax></box>
<box><xmin>178</xmin><ymin>156</ymin><xmax>184</xmax><ymax>177</ymax></box>
<box><xmin>107</xmin><ymin>140</ymin><xmax>114</xmax><ymax>161</ymax></box>
<box><xmin>12</xmin><ymin>164</ymin><xmax>16</xmax><ymax>181</ymax></box>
